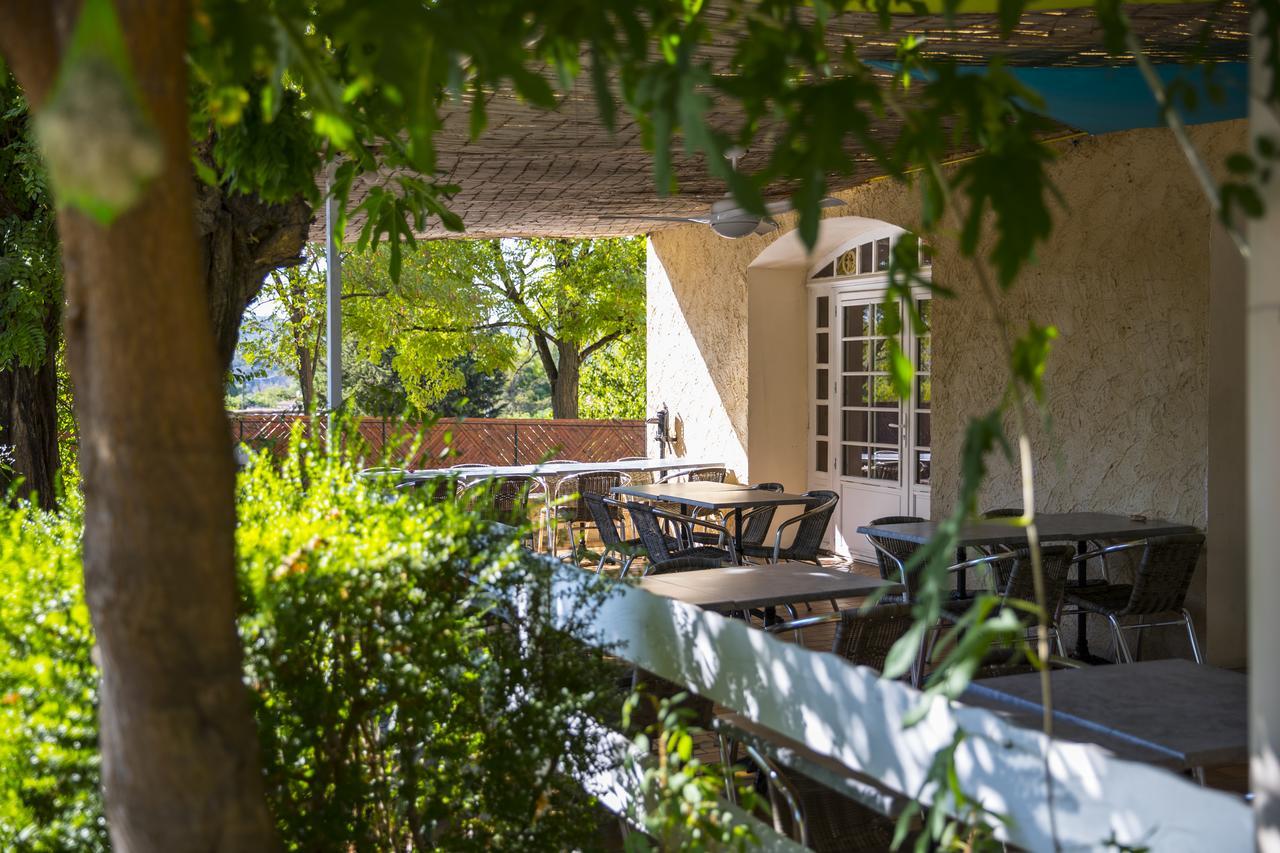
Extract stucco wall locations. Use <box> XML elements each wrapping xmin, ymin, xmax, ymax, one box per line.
<box><xmin>647</xmin><ymin>120</ymin><xmax>1247</xmax><ymax>663</ymax></box>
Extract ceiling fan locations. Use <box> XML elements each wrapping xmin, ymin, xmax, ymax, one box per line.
<box><xmin>607</xmin><ymin>147</ymin><xmax>844</xmax><ymax>239</ymax></box>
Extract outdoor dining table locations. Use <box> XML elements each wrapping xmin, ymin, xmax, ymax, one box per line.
<box><xmin>612</xmin><ymin>481</ymin><xmax>813</xmax><ymax>559</ymax></box>
<box><xmin>961</xmin><ymin>659</ymin><xmax>1247</xmax><ymax>772</ymax></box>
<box><xmin>855</xmin><ymin>512</ymin><xmax>1200</xmax><ymax>660</ymax></box>
<box><xmin>638</xmin><ymin>562</ymin><xmax>897</xmax><ymax>614</ymax></box>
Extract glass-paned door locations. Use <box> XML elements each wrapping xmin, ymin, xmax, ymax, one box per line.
<box><xmin>814</xmin><ymin>290</ymin><xmax>931</xmax><ymax>562</ymax></box>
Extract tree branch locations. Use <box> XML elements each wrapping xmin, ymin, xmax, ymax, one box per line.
<box><xmin>579</xmin><ymin>328</ymin><xmax>624</xmax><ymax>361</ymax></box>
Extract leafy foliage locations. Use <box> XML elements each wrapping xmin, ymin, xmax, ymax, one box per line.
<box><xmin>341</xmin><ymin>237</ymin><xmax>645</xmax><ymax>417</ymax></box>
<box><xmin>621</xmin><ymin>690</ymin><xmax>760</xmax><ymax>851</ymax></box>
<box><xmin>580</xmin><ymin>326</ymin><xmax>646</xmax><ymax>420</ymax></box>
<box><xmin>0</xmin><ymin>73</ymin><xmax>59</xmax><ymax>375</ymax></box>
<box><xmin>0</xmin><ymin>429</ymin><xmax>624</xmax><ymax>850</ymax></box>
<box><xmin>0</xmin><ymin>494</ymin><xmax>104</xmax><ymax>852</ymax></box>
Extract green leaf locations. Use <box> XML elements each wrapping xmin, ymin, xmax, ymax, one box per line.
<box><xmin>34</xmin><ymin>0</ymin><xmax>164</xmax><ymax>225</ymax></box>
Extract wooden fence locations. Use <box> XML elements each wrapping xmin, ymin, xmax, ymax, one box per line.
<box><xmin>229</xmin><ymin>413</ymin><xmax>648</xmax><ymax>468</ymax></box>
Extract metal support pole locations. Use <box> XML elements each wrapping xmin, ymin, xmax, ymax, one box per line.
<box><xmin>324</xmin><ymin>171</ymin><xmax>343</xmax><ymax>428</ymax></box>
<box><xmin>1250</xmin><ymin>18</ymin><xmax>1280</xmax><ymax>851</ymax></box>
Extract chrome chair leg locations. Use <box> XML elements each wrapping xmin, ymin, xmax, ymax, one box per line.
<box><xmin>1183</xmin><ymin>609</ymin><xmax>1204</xmax><ymax>663</ymax></box>
<box><xmin>1108</xmin><ymin>614</ymin><xmax>1135</xmax><ymax>663</ymax></box>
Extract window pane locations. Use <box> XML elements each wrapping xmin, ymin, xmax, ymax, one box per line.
<box><xmin>816</xmin><ymin>368</ymin><xmax>829</xmax><ymax>400</ymax></box>
<box><xmin>816</xmin><ymin>405</ymin><xmax>828</xmax><ymax>437</ymax></box>
<box><xmin>916</xmin><ymin>334</ymin><xmax>931</xmax><ymax>372</ymax></box>
<box><xmin>841</xmin><ymin>445</ymin><xmax>859</xmax><ymax>477</ymax></box>
<box><xmin>843</xmin><ymin>410</ymin><xmax>869</xmax><ymax>443</ymax></box>
<box><xmin>843</xmin><ymin>304</ymin><xmax>867</xmax><ymax>337</ymax></box>
<box><xmin>916</xmin><ymin>412</ymin><xmax>931</xmax><ymax>447</ymax></box>
<box><xmin>868</xmin><ymin>448</ymin><xmax>899</xmax><ymax>481</ymax></box>
<box><xmin>816</xmin><ymin>295</ymin><xmax>829</xmax><ymax>328</ymax></box>
<box><xmin>858</xmin><ymin>242</ymin><xmax>873</xmax><ymax>274</ymax></box>
<box><xmin>869</xmin><ymin>304</ymin><xmax>887</xmax><ymax>336</ymax></box>
<box><xmin>920</xmin><ymin>242</ymin><xmax>932</xmax><ymax>268</ymax></box>
<box><xmin>816</xmin><ymin>332</ymin><xmax>828</xmax><ymax>364</ymax></box>
<box><xmin>916</xmin><ymin>450</ymin><xmax>931</xmax><ymax>485</ymax></box>
<box><xmin>873</xmin><ymin>411</ymin><xmax>900</xmax><ymax>445</ymax></box>
<box><xmin>871</xmin><ymin>375</ymin><xmax>898</xmax><ymax>408</ymax></box>
<box><xmin>816</xmin><ymin>440</ymin><xmax>828</xmax><ymax>472</ymax></box>
<box><xmin>843</xmin><ymin>340</ymin><xmax>865</xmax><ymax>372</ymax></box>
<box><xmin>843</xmin><ymin>376</ymin><xmax>868</xmax><ymax>407</ymax></box>
<box><xmin>917</xmin><ymin>376</ymin><xmax>931</xmax><ymax>407</ymax></box>
<box><xmin>815</xmin><ymin>262</ymin><xmax>834</xmax><ymax>279</ymax></box>
<box><xmin>868</xmin><ymin>339</ymin><xmax>889</xmax><ymax>372</ymax></box>
<box><xmin>876</xmin><ymin>237</ymin><xmax>891</xmax><ymax>270</ymax></box>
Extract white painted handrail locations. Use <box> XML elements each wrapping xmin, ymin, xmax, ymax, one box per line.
<box><xmin>550</xmin><ymin>565</ymin><xmax>1252</xmax><ymax>851</ymax></box>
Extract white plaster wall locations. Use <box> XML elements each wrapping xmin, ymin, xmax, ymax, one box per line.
<box><xmin>646</xmin><ymin>120</ymin><xmax>1248</xmax><ymax>662</ymax></box>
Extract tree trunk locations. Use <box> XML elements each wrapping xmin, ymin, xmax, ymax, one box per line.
<box><xmin>551</xmin><ymin>341</ymin><xmax>580</xmax><ymax>419</ymax></box>
<box><xmin>0</xmin><ymin>298</ymin><xmax>59</xmax><ymax>509</ymax></box>
<box><xmin>1</xmin><ymin>2</ymin><xmax>279</xmax><ymax>849</ymax></box>
<box><xmin>297</xmin><ymin>342</ymin><xmax>315</xmax><ymax>413</ymax></box>
<box><xmin>193</xmin><ymin>169</ymin><xmax>311</xmax><ymax>374</ymax></box>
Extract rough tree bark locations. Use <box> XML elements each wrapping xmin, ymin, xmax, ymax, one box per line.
<box><xmin>0</xmin><ymin>2</ymin><xmax>279</xmax><ymax>849</ymax></box>
<box><xmin>0</xmin><ymin>307</ymin><xmax>59</xmax><ymax>508</ymax></box>
<box><xmin>193</xmin><ymin>154</ymin><xmax>311</xmax><ymax>373</ymax></box>
<box><xmin>551</xmin><ymin>341</ymin><xmax>580</xmax><ymax>419</ymax></box>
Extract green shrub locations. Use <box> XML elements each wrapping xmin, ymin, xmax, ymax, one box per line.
<box><xmin>0</xmin><ymin>493</ymin><xmax>105</xmax><ymax>851</ymax></box>
<box><xmin>0</xmin><ymin>430</ymin><xmax>620</xmax><ymax>850</ymax></box>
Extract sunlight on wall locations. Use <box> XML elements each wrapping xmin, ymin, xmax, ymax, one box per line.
<box><xmin>646</xmin><ymin>239</ymin><xmax>748</xmax><ymax>477</ymax></box>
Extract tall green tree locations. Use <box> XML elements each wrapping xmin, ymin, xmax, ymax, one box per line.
<box><xmin>343</xmin><ymin>237</ymin><xmax>646</xmax><ymax>418</ymax></box>
<box><xmin>0</xmin><ymin>71</ymin><xmax>59</xmax><ymax>508</ymax></box>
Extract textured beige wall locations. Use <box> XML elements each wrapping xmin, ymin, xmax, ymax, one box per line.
<box><xmin>647</xmin><ymin>120</ymin><xmax>1247</xmax><ymax>662</ymax></box>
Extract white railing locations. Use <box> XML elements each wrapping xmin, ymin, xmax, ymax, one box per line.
<box><xmin>550</xmin><ymin>565</ymin><xmax>1252</xmax><ymax>851</ymax></box>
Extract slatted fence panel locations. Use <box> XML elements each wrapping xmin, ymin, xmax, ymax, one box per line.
<box><xmin>228</xmin><ymin>413</ymin><xmax>647</xmax><ymax>467</ymax></box>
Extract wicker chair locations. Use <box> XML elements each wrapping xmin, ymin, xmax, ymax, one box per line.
<box><xmin>625</xmin><ymin>501</ymin><xmax>736</xmax><ymax>574</ymax></box>
<box><xmin>714</xmin><ymin>716</ymin><xmax>900</xmax><ymax>852</ymax></box>
<box><xmin>765</xmin><ymin>602</ymin><xmax>924</xmax><ymax>687</ymax></box>
<box><xmin>462</xmin><ymin>475</ymin><xmax>536</xmax><ymax>528</ymax></box>
<box><xmin>864</xmin><ymin>515</ymin><xmax>924</xmax><ymax>601</ymax></box>
<box><xmin>689</xmin><ymin>482</ymin><xmax>785</xmax><ymax>549</ymax></box>
<box><xmin>545</xmin><ymin>470</ymin><xmax>630</xmax><ymax>559</ymax></box>
<box><xmin>656</xmin><ymin>466</ymin><xmax>727</xmax><ymax>484</ymax></box>
<box><xmin>741</xmin><ymin>490</ymin><xmax>838</xmax><ymax>565</ymax></box>
<box><xmin>584</xmin><ymin>494</ymin><xmax>645</xmax><ymax>576</ymax></box>
<box><xmin>395</xmin><ymin>476</ymin><xmax>453</xmax><ymax>503</ymax></box>
<box><xmin>1062</xmin><ymin>534</ymin><xmax>1205</xmax><ymax>663</ymax></box>
<box><xmin>937</xmin><ymin>545</ymin><xmax>1077</xmax><ymax>657</ymax></box>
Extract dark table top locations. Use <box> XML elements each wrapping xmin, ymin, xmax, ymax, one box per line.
<box><xmin>638</xmin><ymin>563</ymin><xmax>896</xmax><ymax>611</ymax></box>
<box><xmin>856</xmin><ymin>512</ymin><xmax>1199</xmax><ymax>547</ymax></box>
<box><xmin>614</xmin><ymin>481</ymin><xmax>812</xmax><ymax>510</ymax></box>
<box><xmin>962</xmin><ymin>659</ymin><xmax>1246</xmax><ymax>769</ymax></box>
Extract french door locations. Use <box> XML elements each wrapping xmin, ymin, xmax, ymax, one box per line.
<box><xmin>809</xmin><ymin>286</ymin><xmax>931</xmax><ymax>563</ymax></box>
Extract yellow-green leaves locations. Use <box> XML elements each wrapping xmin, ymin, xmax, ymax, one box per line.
<box><xmin>35</xmin><ymin>0</ymin><xmax>163</xmax><ymax>226</ymax></box>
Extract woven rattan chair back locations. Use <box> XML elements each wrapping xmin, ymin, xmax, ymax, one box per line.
<box><xmin>1124</xmin><ymin>533</ymin><xmax>1206</xmax><ymax>615</ymax></box>
<box><xmin>584</xmin><ymin>493</ymin><xmax>625</xmax><ymax>551</ymax></box>
<box><xmin>740</xmin><ymin>483</ymin><xmax>785</xmax><ymax>546</ymax></box>
<box><xmin>867</xmin><ymin>516</ymin><xmax>924</xmax><ymax>588</ymax></box>
<box><xmin>999</xmin><ymin>545</ymin><xmax>1075</xmax><ymax>621</ymax></box>
<box><xmin>784</xmin><ymin>490</ymin><xmax>838</xmax><ymax>561</ymax></box>
<box><xmin>559</xmin><ymin>470</ymin><xmax>626</xmax><ymax>523</ymax></box>
<box><xmin>688</xmin><ymin>466</ymin><xmax>727</xmax><ymax>483</ymax></box>
<box><xmin>625</xmin><ymin>501</ymin><xmax>677</xmax><ymax>563</ymax></box>
<box><xmin>397</xmin><ymin>477</ymin><xmax>453</xmax><ymax>503</ymax></box>
<box><xmin>467</xmin><ymin>475</ymin><xmax>535</xmax><ymax>525</ymax></box>
<box><xmin>830</xmin><ymin>603</ymin><xmax>919</xmax><ymax>677</ymax></box>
